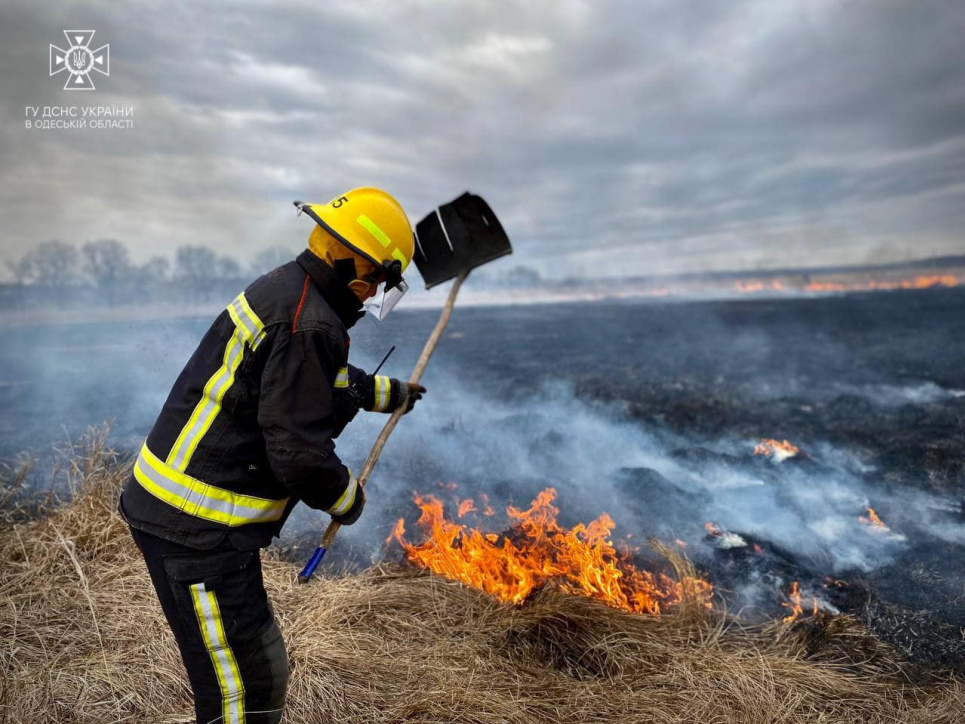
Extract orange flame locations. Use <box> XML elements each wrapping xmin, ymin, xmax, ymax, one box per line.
<box><xmin>389</xmin><ymin>487</ymin><xmax>712</xmax><ymax>615</ymax></box>
<box><xmin>753</xmin><ymin>438</ymin><xmax>801</xmax><ymax>459</ymax></box>
<box><xmin>457</xmin><ymin>499</ymin><xmax>475</xmax><ymax>518</ymax></box>
<box><xmin>806</xmin><ymin>274</ymin><xmax>962</xmax><ymax>293</ymax></box>
<box><xmin>806</xmin><ymin>280</ymin><xmax>847</xmax><ymax>292</ymax></box>
<box><xmin>858</xmin><ymin>507</ymin><xmax>888</xmax><ymax>529</ymax></box>
<box><xmin>901</xmin><ymin>274</ymin><xmax>960</xmax><ymax>289</ymax></box>
<box><xmin>736</xmin><ymin>280</ymin><xmax>785</xmax><ymax>293</ymax></box>
<box><xmin>782</xmin><ymin>581</ymin><xmax>820</xmax><ymax>623</ymax></box>
<box><xmin>782</xmin><ymin>581</ymin><xmax>803</xmax><ymax>622</ymax></box>
<box><xmin>478</xmin><ymin>493</ymin><xmax>495</xmax><ymax>517</ymax></box>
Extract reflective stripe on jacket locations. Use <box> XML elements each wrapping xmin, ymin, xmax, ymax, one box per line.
<box><xmin>121</xmin><ymin>250</ymin><xmax>371</xmax><ymax>550</ymax></box>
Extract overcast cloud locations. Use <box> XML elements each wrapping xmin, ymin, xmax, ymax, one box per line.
<box><xmin>1</xmin><ymin>0</ymin><xmax>963</xmax><ymax>280</ymax></box>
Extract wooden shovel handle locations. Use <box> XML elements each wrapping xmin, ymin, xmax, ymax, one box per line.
<box><xmin>319</xmin><ymin>269</ymin><xmax>470</xmax><ymax>550</ymax></box>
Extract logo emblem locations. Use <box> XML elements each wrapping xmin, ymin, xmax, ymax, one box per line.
<box><xmin>50</xmin><ymin>30</ymin><xmax>109</xmax><ymax>90</ymax></box>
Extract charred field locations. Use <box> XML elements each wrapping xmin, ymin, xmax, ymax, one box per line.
<box><xmin>2</xmin><ymin>285</ymin><xmax>965</xmax><ymax>720</ymax></box>
<box><xmin>366</xmin><ymin>286</ymin><xmax>965</xmax><ymax>677</ymax></box>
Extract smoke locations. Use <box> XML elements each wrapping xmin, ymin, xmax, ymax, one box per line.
<box><xmin>744</xmin><ymin>376</ymin><xmax>965</xmax><ymax>408</ymax></box>
<box><xmin>2</xmin><ymin>322</ymin><xmax>952</xmax><ymax>583</ymax></box>
<box><xmin>306</xmin><ymin>367</ymin><xmax>945</xmax><ymax>580</ymax></box>
<box><xmin>0</xmin><ymin>318</ymin><xmax>206</xmax><ymax>457</ymax></box>
<box><xmin>848</xmin><ymin>382</ymin><xmax>965</xmax><ymax>407</ymax></box>
<box><xmin>4</xmin><ymin>294</ymin><xmax>963</xmax><ymax>622</ymax></box>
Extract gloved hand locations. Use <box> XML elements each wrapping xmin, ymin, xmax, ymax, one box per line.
<box><xmin>331</xmin><ymin>479</ymin><xmax>365</xmax><ymax>526</ymax></box>
<box><xmin>393</xmin><ymin>380</ymin><xmax>426</xmax><ymax>414</ymax></box>
<box><xmin>370</xmin><ymin>375</ymin><xmax>426</xmax><ymax>414</ymax></box>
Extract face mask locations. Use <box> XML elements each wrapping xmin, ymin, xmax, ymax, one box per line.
<box><xmin>362</xmin><ymin>278</ymin><xmax>409</xmax><ymax>321</ymax></box>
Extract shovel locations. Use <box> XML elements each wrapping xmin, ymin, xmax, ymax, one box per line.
<box><xmin>298</xmin><ymin>192</ymin><xmax>512</xmax><ymax>582</ymax></box>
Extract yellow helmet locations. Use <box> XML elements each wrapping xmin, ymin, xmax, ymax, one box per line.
<box><xmin>294</xmin><ymin>187</ymin><xmax>414</xmax><ymax>290</ymax></box>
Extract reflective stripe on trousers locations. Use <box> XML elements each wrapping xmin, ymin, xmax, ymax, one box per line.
<box><xmin>167</xmin><ymin>292</ymin><xmax>266</xmax><ymax>472</ymax></box>
<box><xmin>129</xmin><ymin>528</ymin><xmax>289</xmax><ymax>724</ymax></box>
<box><xmin>191</xmin><ymin>582</ymin><xmax>246</xmax><ymax>724</ymax></box>
<box><xmin>134</xmin><ymin>442</ymin><xmax>289</xmax><ymax>527</ymax></box>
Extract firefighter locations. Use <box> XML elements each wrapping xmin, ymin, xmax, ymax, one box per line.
<box><xmin>119</xmin><ymin>187</ymin><xmax>425</xmax><ymax>724</ymax></box>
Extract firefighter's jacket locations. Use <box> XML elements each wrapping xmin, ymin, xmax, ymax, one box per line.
<box><xmin>120</xmin><ymin>250</ymin><xmax>385</xmax><ymax>550</ymax></box>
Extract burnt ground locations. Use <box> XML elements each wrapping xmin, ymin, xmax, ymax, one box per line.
<box><xmin>396</xmin><ymin>286</ymin><xmax>965</xmax><ymax>676</ymax></box>
<box><xmin>3</xmin><ymin>285</ymin><xmax>965</xmax><ymax>677</ymax></box>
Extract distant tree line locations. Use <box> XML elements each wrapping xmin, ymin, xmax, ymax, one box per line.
<box><xmin>2</xmin><ymin>240</ymin><xmax>298</xmax><ymax>311</ymax></box>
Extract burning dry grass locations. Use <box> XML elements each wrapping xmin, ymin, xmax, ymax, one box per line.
<box><xmin>2</xmin><ymin>434</ymin><xmax>963</xmax><ymax>723</ymax></box>
<box><xmin>389</xmin><ymin>487</ymin><xmax>713</xmax><ymax>615</ymax></box>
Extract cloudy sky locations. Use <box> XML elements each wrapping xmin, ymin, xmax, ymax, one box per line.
<box><xmin>1</xmin><ymin>0</ymin><xmax>963</xmax><ymax>281</ymax></box>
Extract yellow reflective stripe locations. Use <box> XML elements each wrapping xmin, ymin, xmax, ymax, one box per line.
<box><xmin>144</xmin><ymin>444</ymin><xmax>285</xmax><ymax>514</ymax></box>
<box><xmin>168</xmin><ymin>292</ymin><xmax>265</xmax><ymax>471</ymax></box>
<box><xmin>357</xmin><ymin>213</ymin><xmax>393</xmax><ymax>249</ymax></box>
<box><xmin>168</xmin><ymin>329</ymin><xmax>245</xmax><ymax>470</ymax></box>
<box><xmin>373</xmin><ymin>375</ymin><xmax>391</xmax><ymax>412</ymax></box>
<box><xmin>135</xmin><ymin>443</ymin><xmax>288</xmax><ymax>526</ymax></box>
<box><xmin>328</xmin><ymin>475</ymin><xmax>358</xmax><ymax>516</ymax></box>
<box><xmin>134</xmin><ymin>456</ymin><xmax>198</xmax><ymax>516</ymax></box>
<box><xmin>334</xmin><ymin>366</ymin><xmax>349</xmax><ymax>389</ymax></box>
<box><xmin>391</xmin><ymin>248</ymin><xmax>407</xmax><ymax>264</ymax></box>
<box><xmin>191</xmin><ymin>583</ymin><xmax>246</xmax><ymax>724</ymax></box>
<box><xmin>235</xmin><ymin>292</ymin><xmax>266</xmax><ymax>350</ymax></box>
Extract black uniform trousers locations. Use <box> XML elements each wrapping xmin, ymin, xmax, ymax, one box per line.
<box><xmin>129</xmin><ymin>526</ymin><xmax>288</xmax><ymax>724</ymax></box>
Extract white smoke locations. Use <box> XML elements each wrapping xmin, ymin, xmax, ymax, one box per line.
<box><xmin>303</xmin><ymin>370</ymin><xmax>948</xmax><ymax>576</ymax></box>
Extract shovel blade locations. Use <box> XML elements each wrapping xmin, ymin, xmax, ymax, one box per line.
<box><xmin>413</xmin><ymin>192</ymin><xmax>513</xmax><ymax>289</ymax></box>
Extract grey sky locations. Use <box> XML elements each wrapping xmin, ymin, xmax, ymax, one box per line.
<box><xmin>1</xmin><ymin>0</ymin><xmax>964</xmax><ymax>280</ymax></box>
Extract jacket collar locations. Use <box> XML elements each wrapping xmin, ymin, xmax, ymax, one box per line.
<box><xmin>296</xmin><ymin>250</ymin><xmax>365</xmax><ymax>328</ymax></box>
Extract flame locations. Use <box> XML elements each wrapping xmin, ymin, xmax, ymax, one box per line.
<box><xmin>753</xmin><ymin>438</ymin><xmax>801</xmax><ymax>461</ymax></box>
<box><xmin>858</xmin><ymin>506</ymin><xmax>888</xmax><ymax>529</ymax></box>
<box><xmin>901</xmin><ymin>274</ymin><xmax>960</xmax><ymax>289</ymax></box>
<box><xmin>478</xmin><ymin>493</ymin><xmax>495</xmax><ymax>517</ymax></box>
<box><xmin>782</xmin><ymin>581</ymin><xmax>820</xmax><ymax>623</ymax></box>
<box><xmin>806</xmin><ymin>274</ymin><xmax>962</xmax><ymax>293</ymax></box>
<box><xmin>782</xmin><ymin>581</ymin><xmax>803</xmax><ymax>622</ymax></box>
<box><xmin>389</xmin><ymin>487</ymin><xmax>712</xmax><ymax>614</ymax></box>
<box><xmin>736</xmin><ymin>280</ymin><xmax>785</xmax><ymax>293</ymax></box>
<box><xmin>806</xmin><ymin>280</ymin><xmax>847</xmax><ymax>292</ymax></box>
<box><xmin>457</xmin><ymin>499</ymin><xmax>475</xmax><ymax>518</ymax></box>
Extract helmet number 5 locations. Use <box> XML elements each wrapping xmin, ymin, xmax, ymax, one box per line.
<box><xmin>332</xmin><ymin>196</ymin><xmax>349</xmax><ymax>208</ymax></box>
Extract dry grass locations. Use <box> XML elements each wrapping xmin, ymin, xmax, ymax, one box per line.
<box><xmin>1</xmin><ymin>433</ymin><xmax>963</xmax><ymax>723</ymax></box>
